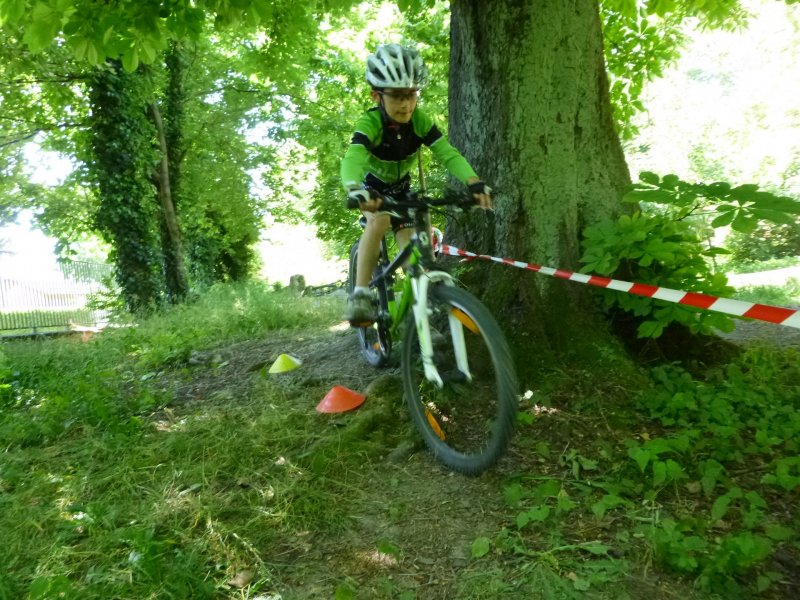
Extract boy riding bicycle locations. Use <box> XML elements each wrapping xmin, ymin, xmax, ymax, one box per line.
<box><xmin>341</xmin><ymin>43</ymin><xmax>492</xmax><ymax>326</ymax></box>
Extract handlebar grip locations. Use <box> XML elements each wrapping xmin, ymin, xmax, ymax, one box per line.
<box><xmin>346</xmin><ymin>191</ymin><xmax>394</xmax><ymax>210</ymax></box>
<box><xmin>346</xmin><ymin>189</ymin><xmax>370</xmax><ymax>210</ymax></box>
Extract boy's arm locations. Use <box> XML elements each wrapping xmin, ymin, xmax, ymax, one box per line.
<box><xmin>427</xmin><ymin>133</ymin><xmax>478</xmax><ymax>183</ymax></box>
<box><xmin>340</xmin><ymin>112</ymin><xmax>380</xmax><ymax>191</ymax></box>
<box><xmin>341</xmin><ymin>142</ymin><xmax>371</xmax><ymax>191</ymax></box>
<box><xmin>415</xmin><ymin>110</ymin><xmax>477</xmax><ymax>183</ymax></box>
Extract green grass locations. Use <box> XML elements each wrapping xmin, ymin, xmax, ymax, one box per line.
<box><xmin>0</xmin><ymin>397</ymin><xmax>357</xmax><ymax>599</ymax></box>
<box><xmin>0</xmin><ymin>282</ymin><xmax>342</xmax><ymax>446</ymax></box>
<box><xmin>725</xmin><ymin>256</ymin><xmax>800</xmax><ymax>274</ymax></box>
<box><xmin>0</xmin><ymin>282</ymin><xmax>366</xmax><ymax>599</ymax></box>
<box><xmin>1</xmin><ymin>280</ymin><xmax>799</xmax><ymax>599</ymax></box>
<box><xmin>732</xmin><ymin>277</ymin><xmax>800</xmax><ymax>307</ymax></box>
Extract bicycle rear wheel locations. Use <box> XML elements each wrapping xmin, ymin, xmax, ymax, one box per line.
<box><xmin>401</xmin><ymin>284</ymin><xmax>518</xmax><ymax>474</ymax></box>
<box><xmin>348</xmin><ymin>241</ymin><xmax>391</xmax><ymax>367</ymax></box>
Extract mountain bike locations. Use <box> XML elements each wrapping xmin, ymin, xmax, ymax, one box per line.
<box><xmin>346</xmin><ymin>191</ymin><xmax>518</xmax><ymax>475</ymax></box>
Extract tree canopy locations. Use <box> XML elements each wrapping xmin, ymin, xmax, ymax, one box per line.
<box><xmin>1</xmin><ymin>0</ymin><xmax>798</xmax><ymax>316</ymax></box>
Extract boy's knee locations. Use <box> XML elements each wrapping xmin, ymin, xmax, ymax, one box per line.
<box><xmin>395</xmin><ymin>227</ymin><xmax>414</xmax><ymax>245</ymax></box>
<box><xmin>364</xmin><ymin>214</ymin><xmax>391</xmax><ymax>234</ymax></box>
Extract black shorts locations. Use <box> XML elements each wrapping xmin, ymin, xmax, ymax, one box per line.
<box><xmin>369</xmin><ymin>177</ymin><xmax>413</xmax><ymax>233</ymax></box>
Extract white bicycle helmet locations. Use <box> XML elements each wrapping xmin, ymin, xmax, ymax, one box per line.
<box><xmin>365</xmin><ymin>44</ymin><xmax>428</xmax><ymax>89</ymax></box>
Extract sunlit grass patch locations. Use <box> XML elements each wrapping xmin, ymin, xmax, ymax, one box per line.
<box><xmin>0</xmin><ymin>283</ymin><xmax>343</xmax><ymax>447</ymax></box>
<box><xmin>732</xmin><ymin>277</ymin><xmax>800</xmax><ymax>307</ymax></box>
<box><xmin>0</xmin><ymin>374</ymin><xmax>377</xmax><ymax>598</ymax></box>
<box><xmin>120</xmin><ymin>283</ymin><xmax>343</xmax><ymax>370</ymax></box>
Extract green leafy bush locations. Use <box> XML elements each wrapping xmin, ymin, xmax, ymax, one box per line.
<box><xmin>726</xmin><ymin>222</ymin><xmax>800</xmax><ymax>269</ymax></box>
<box><xmin>580</xmin><ymin>210</ymin><xmax>734</xmax><ymax>337</ymax></box>
<box><xmin>580</xmin><ymin>172</ymin><xmax>800</xmax><ymax>337</ymax></box>
<box><xmin>625</xmin><ymin>172</ymin><xmax>800</xmax><ymax>232</ymax></box>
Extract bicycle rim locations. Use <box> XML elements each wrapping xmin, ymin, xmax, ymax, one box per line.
<box><xmin>349</xmin><ymin>241</ymin><xmax>391</xmax><ymax>367</ymax></box>
<box><xmin>401</xmin><ymin>285</ymin><xmax>518</xmax><ymax>474</ymax></box>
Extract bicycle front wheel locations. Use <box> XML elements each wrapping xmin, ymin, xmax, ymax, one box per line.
<box><xmin>401</xmin><ymin>284</ymin><xmax>518</xmax><ymax>474</ymax></box>
<box><xmin>348</xmin><ymin>241</ymin><xmax>391</xmax><ymax>367</ymax></box>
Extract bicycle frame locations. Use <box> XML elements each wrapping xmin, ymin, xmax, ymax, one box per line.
<box><xmin>367</xmin><ymin>205</ymin><xmax>472</xmax><ymax>387</ymax></box>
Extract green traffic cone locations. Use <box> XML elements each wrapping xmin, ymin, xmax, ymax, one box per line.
<box><xmin>268</xmin><ymin>353</ymin><xmax>302</xmax><ymax>374</ymax></box>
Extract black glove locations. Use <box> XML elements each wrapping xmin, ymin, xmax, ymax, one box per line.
<box><xmin>468</xmin><ymin>181</ymin><xmax>492</xmax><ymax>197</ymax></box>
<box><xmin>345</xmin><ymin>188</ymin><xmax>383</xmax><ymax>209</ymax></box>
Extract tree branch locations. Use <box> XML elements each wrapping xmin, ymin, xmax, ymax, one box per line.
<box><xmin>0</xmin><ymin>121</ymin><xmax>88</xmax><ymax>148</ymax></box>
<box><xmin>0</xmin><ymin>131</ymin><xmax>39</xmax><ymax>148</ymax></box>
<box><xmin>0</xmin><ymin>75</ymin><xmax>90</xmax><ymax>87</ymax></box>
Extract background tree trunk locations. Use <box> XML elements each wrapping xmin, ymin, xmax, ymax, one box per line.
<box><xmin>89</xmin><ymin>62</ymin><xmax>163</xmax><ymax>311</ymax></box>
<box><xmin>447</xmin><ymin>0</ymin><xmax>632</xmax><ymax>362</ymax></box>
<box><xmin>150</xmin><ymin>100</ymin><xmax>189</xmax><ymax>301</ymax></box>
<box><xmin>162</xmin><ymin>42</ymin><xmax>190</xmax><ymax>299</ymax></box>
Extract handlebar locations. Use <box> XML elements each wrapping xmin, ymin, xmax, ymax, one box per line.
<box><xmin>345</xmin><ymin>191</ymin><xmax>478</xmax><ymax>211</ymax></box>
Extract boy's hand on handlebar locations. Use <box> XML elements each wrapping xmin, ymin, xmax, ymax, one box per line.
<box><xmin>347</xmin><ymin>188</ymin><xmax>383</xmax><ymax>211</ymax></box>
<box><xmin>467</xmin><ymin>178</ymin><xmax>493</xmax><ymax>210</ymax></box>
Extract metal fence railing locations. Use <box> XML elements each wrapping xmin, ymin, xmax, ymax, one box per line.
<box><xmin>0</xmin><ymin>259</ymin><xmax>113</xmax><ymax>335</ymax></box>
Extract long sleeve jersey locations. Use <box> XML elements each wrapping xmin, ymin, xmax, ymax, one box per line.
<box><xmin>340</xmin><ymin>106</ymin><xmax>477</xmax><ymax>191</ymax></box>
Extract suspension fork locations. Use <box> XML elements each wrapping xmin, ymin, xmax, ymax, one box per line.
<box><xmin>410</xmin><ymin>270</ymin><xmax>472</xmax><ymax>387</ymax></box>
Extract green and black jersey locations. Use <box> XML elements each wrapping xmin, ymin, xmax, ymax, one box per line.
<box><xmin>340</xmin><ymin>107</ymin><xmax>477</xmax><ymax>192</ymax></box>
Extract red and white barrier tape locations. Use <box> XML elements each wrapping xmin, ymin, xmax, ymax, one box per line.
<box><xmin>439</xmin><ymin>244</ymin><xmax>800</xmax><ymax>330</ymax></box>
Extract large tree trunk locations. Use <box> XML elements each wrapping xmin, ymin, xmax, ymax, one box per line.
<box><xmin>447</xmin><ymin>0</ymin><xmax>632</xmax><ymax>361</ymax></box>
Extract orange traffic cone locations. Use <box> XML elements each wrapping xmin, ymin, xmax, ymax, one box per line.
<box><xmin>316</xmin><ymin>386</ymin><xmax>366</xmax><ymax>413</ymax></box>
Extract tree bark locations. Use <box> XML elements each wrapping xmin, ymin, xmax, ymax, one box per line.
<box><xmin>89</xmin><ymin>62</ymin><xmax>163</xmax><ymax>312</ymax></box>
<box><xmin>150</xmin><ymin>100</ymin><xmax>189</xmax><ymax>301</ymax></box>
<box><xmin>447</xmin><ymin>0</ymin><xmax>632</xmax><ymax>361</ymax></box>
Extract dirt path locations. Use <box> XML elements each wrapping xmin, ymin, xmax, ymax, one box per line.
<box><xmin>718</xmin><ymin>318</ymin><xmax>800</xmax><ymax>350</ymax></box>
<box><xmin>163</xmin><ymin>326</ymin><xmax>529</xmax><ymax>599</ymax></box>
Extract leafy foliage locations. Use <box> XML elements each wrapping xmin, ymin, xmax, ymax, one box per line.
<box><xmin>2</xmin><ymin>2</ymin><xmax>372</xmax><ymax>303</ymax></box>
<box><xmin>164</xmin><ymin>34</ymin><xmax>264</xmax><ymax>286</ymax></box>
<box><xmin>634</xmin><ymin>351</ymin><xmax>800</xmax><ymax>594</ymax></box>
<box><xmin>600</xmin><ymin>0</ymin><xmax>748</xmax><ymax>140</ymax></box>
<box><xmin>601</xmin><ymin>2</ymin><xmax>686</xmax><ymax>140</ymax></box>
<box><xmin>580</xmin><ymin>172</ymin><xmax>800</xmax><ymax>337</ymax></box>
<box><xmin>1</xmin><ymin>0</ymin><xmax>361</xmax><ymax>71</ymax></box>
<box><xmin>580</xmin><ymin>210</ymin><xmax>735</xmax><ymax>337</ymax></box>
<box><xmin>627</xmin><ymin>171</ymin><xmax>800</xmax><ymax>233</ymax></box>
<box><xmin>0</xmin><ymin>23</ymin><xmax>88</xmax><ymax>228</ymax></box>
<box><xmin>726</xmin><ymin>222</ymin><xmax>800</xmax><ymax>268</ymax></box>
<box><xmin>4</xmin><ymin>0</ymin><xmax>782</xmax><ymax>302</ymax></box>
<box><xmin>502</xmin><ymin>344</ymin><xmax>799</xmax><ymax>596</ymax></box>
